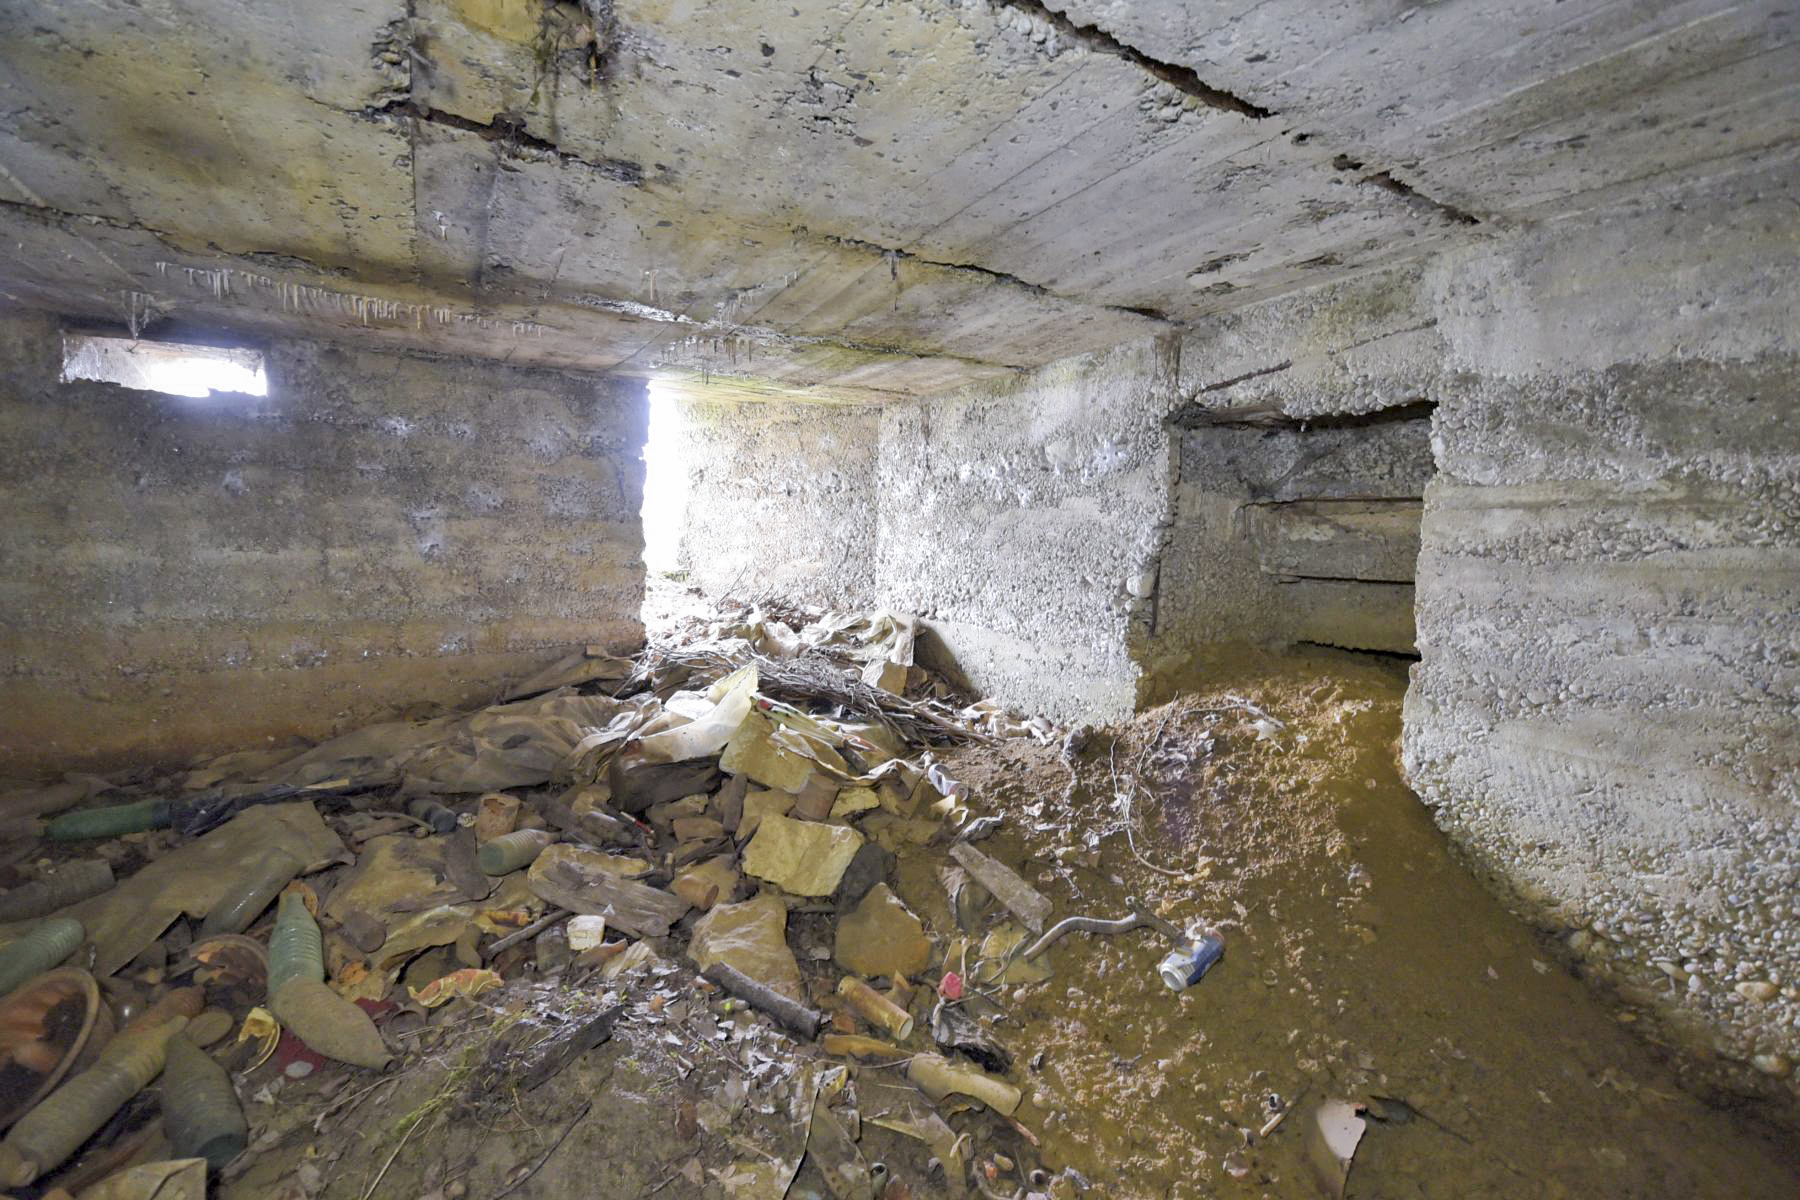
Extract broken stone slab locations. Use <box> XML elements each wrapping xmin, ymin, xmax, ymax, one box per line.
<box><xmin>975</xmin><ymin>922</ymin><xmax>1052</xmax><ymax>985</ymax></box>
<box><xmin>742</xmin><ymin>815</ymin><xmax>864</xmax><ymax>897</ymax></box>
<box><xmin>566</xmin><ymin>914</ymin><xmax>608</xmax><ymax>951</ymax></box>
<box><xmin>526</xmin><ymin>844</ymin><xmax>688</xmax><ymax>938</ymax></box>
<box><xmin>830</xmin><ymin>787</ymin><xmax>880</xmax><ymax>819</ymax></box>
<box><xmin>552</xmin><ymin>783</ymin><xmax>642</xmax><ymax>846</ymax></box>
<box><xmin>948</xmin><ymin>841</ymin><xmax>1051</xmax><ymax>933</ymax></box>
<box><xmin>736</xmin><ymin>789</ymin><xmax>795</xmax><ymax>841</ymax></box>
<box><xmin>790</xmin><ymin>773</ymin><xmax>837</xmax><ymax>821</ymax></box>
<box><xmin>474</xmin><ymin>792</ymin><xmax>520</xmax><ymax>843</ymax></box>
<box><xmin>574</xmin><ymin>851</ymin><xmax>655</xmax><ymax>880</ymax></box>
<box><xmin>687</xmin><ymin>893</ymin><xmax>806</xmax><ymax>1003</ymax></box>
<box><xmin>714</xmin><ymin>774</ymin><xmax>748</xmax><ymax>834</ymax></box>
<box><xmin>647</xmin><ymin>793</ymin><xmax>710</xmax><ymax>830</ymax></box>
<box><xmin>833</xmin><ymin>722</ymin><xmax>907</xmax><ymax>768</ymax></box>
<box><xmin>834</xmin><ymin>883</ymin><xmax>931</xmax><ymax>979</ymax></box>
<box><xmin>720</xmin><ymin>710</ymin><xmax>817</xmax><ymax>793</ymax></box>
<box><xmin>860</xmin><ymin>812</ymin><xmax>940</xmax><ymax>854</ymax></box>
<box><xmin>566</xmin><ymin>782</ymin><xmax>613</xmax><ymax>818</ymax></box>
<box><xmin>673</xmin><ymin>816</ymin><xmax>726</xmax><ymax>843</ymax></box>
<box><xmin>442</xmin><ymin>829</ymin><xmax>497</xmax><ymax>902</ymax></box>
<box><xmin>861</xmin><ymin>658</ymin><xmax>908</xmax><ymax>695</ymax></box>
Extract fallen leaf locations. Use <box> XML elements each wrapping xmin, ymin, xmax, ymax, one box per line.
<box><xmin>408</xmin><ymin>967</ymin><xmax>503</xmax><ymax>1008</ymax></box>
<box><xmin>236</xmin><ymin>1007</ymin><xmax>282</xmax><ymax>1070</ymax></box>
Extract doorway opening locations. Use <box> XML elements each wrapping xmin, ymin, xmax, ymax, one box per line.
<box><xmin>639</xmin><ymin>381</ymin><xmax>700</xmax><ymax>635</ymax></box>
<box><xmin>639</xmin><ymin>381</ymin><xmax>690</xmax><ymax>576</ymax></box>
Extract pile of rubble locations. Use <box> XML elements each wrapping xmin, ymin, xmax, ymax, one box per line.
<box><xmin>0</xmin><ymin>608</ymin><xmax>1222</xmax><ymax>1200</ymax></box>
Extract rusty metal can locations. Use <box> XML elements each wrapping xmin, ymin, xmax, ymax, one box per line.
<box><xmin>1158</xmin><ymin>928</ymin><xmax>1225</xmax><ymax>991</ymax></box>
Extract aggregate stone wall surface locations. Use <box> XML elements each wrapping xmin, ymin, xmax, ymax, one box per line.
<box><xmin>1151</xmin><ymin>414</ymin><xmax>1432</xmax><ymax>678</ymax></box>
<box><xmin>1403</xmin><ymin>151</ymin><xmax>1800</xmax><ymax>1092</ymax></box>
<box><xmin>670</xmin><ymin>398</ymin><xmax>881</xmax><ymax>608</ymax></box>
<box><xmin>1142</xmin><ymin>266</ymin><xmax>1444</xmax><ymax>691</ymax></box>
<box><xmin>875</xmin><ymin>339</ymin><xmax>1180</xmax><ymax>726</ymax></box>
<box><xmin>0</xmin><ymin>307</ymin><xmax>648</xmax><ymax>775</ymax></box>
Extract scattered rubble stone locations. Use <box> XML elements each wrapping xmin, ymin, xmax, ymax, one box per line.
<box><xmin>834</xmin><ymin>884</ymin><xmax>931</xmax><ymax>979</ymax></box>
<box><xmin>742</xmin><ymin>815</ymin><xmax>864</xmax><ymax>897</ymax></box>
<box><xmin>0</xmin><ymin>598</ymin><xmax>1777</xmax><ymax>1199</ymax></box>
<box><xmin>736</xmin><ymin>789</ymin><xmax>795</xmax><ymax>841</ymax></box>
<box><xmin>688</xmin><ymin>894</ymin><xmax>806</xmax><ymax>1003</ymax></box>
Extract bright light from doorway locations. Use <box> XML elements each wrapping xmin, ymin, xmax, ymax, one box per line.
<box><xmin>640</xmin><ymin>382</ymin><xmax>691</xmax><ymax>575</ymax></box>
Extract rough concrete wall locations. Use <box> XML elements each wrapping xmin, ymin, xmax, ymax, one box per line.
<box><xmin>0</xmin><ymin>308</ymin><xmax>647</xmax><ymax>775</ymax></box>
<box><xmin>1153</xmin><ymin>416</ymin><xmax>1432</xmax><ymax>671</ymax></box>
<box><xmin>1404</xmin><ymin>152</ymin><xmax>1800</xmax><ymax>1092</ymax></box>
<box><xmin>875</xmin><ymin>340</ymin><xmax>1178</xmax><ymax>725</ymax></box>
<box><xmin>1143</xmin><ymin>268</ymin><xmax>1443</xmax><ymax>689</ymax></box>
<box><xmin>671</xmin><ymin>398</ymin><xmax>881</xmax><ymax>608</ymax></box>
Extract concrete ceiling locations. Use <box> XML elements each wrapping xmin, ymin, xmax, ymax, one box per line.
<box><xmin>0</xmin><ymin>1</ymin><xmax>1792</xmax><ymax>402</ymax></box>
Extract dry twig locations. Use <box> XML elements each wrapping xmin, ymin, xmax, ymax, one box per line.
<box><xmin>487</xmin><ymin>1099</ymin><xmax>592</xmax><ymax>1200</ymax></box>
<box><xmin>649</xmin><ymin>645</ymin><xmax>986</xmax><ymax>746</ymax></box>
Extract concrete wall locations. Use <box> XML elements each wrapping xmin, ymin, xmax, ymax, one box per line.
<box><xmin>668</xmin><ymin>284</ymin><xmax>1438</xmax><ymax>722</ymax></box>
<box><xmin>665</xmin><ymin>162</ymin><xmax>1800</xmax><ymax>1091</ymax></box>
<box><xmin>1141</xmin><ymin>267</ymin><xmax>1444</xmax><ymax>690</ymax></box>
<box><xmin>0</xmin><ymin>307</ymin><xmax>647</xmax><ymax>775</ymax></box>
<box><xmin>669</xmin><ymin>397</ymin><xmax>881</xmax><ymax>607</ymax></box>
<box><xmin>643</xmin><ymin>150</ymin><xmax>1799</xmax><ymax>1091</ymax></box>
<box><xmin>1404</xmin><ymin>150</ymin><xmax>1800</xmax><ymax>1091</ymax></box>
<box><xmin>668</xmin><ymin>341</ymin><xmax>1181</xmax><ymax>727</ymax></box>
<box><xmin>1154</xmin><ymin>412</ymin><xmax>1431</xmax><ymax>672</ymax></box>
<box><xmin>875</xmin><ymin>340</ymin><xmax>1179</xmax><ymax>725</ymax></box>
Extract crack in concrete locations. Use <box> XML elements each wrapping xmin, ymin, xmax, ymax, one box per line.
<box><xmin>1190</xmin><ymin>359</ymin><xmax>1294</xmax><ymax>397</ymax></box>
<box><xmin>1359</xmin><ymin>170</ymin><xmax>1481</xmax><ymax>225</ymax></box>
<box><xmin>1331</xmin><ymin>155</ymin><xmax>1481</xmax><ymax>225</ymax></box>
<box><xmin>360</xmin><ymin>99</ymin><xmax>644</xmax><ymax>185</ymax></box>
<box><xmin>0</xmin><ymin>196</ymin><xmax>160</xmax><ymax>239</ymax></box>
<box><xmin>997</xmin><ymin>5</ymin><xmax>1481</xmax><ymax>227</ymax></box>
<box><xmin>818</xmin><ymin>231</ymin><xmax>1170</xmax><ymax>323</ymax></box>
<box><xmin>1328</xmin><ymin>317</ymin><xmax>1440</xmax><ymax>355</ymax></box>
<box><xmin>0</xmin><ymin>198</ymin><xmax>1029</xmax><ymax>373</ymax></box>
<box><xmin>1178</xmin><ymin>395</ymin><xmax>1436</xmax><ymax>430</ymax></box>
<box><xmin>995</xmin><ymin>0</ymin><xmax>1274</xmax><ymax>119</ymax></box>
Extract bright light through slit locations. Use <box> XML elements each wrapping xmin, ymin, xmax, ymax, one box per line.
<box><xmin>640</xmin><ymin>382</ymin><xmax>691</xmax><ymax>575</ymax></box>
<box><xmin>61</xmin><ymin>333</ymin><xmax>267</xmax><ymax>399</ymax></box>
<box><xmin>143</xmin><ymin>352</ymin><xmax>267</xmax><ymax>398</ymax></box>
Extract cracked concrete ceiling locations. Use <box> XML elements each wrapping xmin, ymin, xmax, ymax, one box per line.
<box><xmin>0</xmin><ymin>1</ymin><xmax>1793</xmax><ymax>401</ymax></box>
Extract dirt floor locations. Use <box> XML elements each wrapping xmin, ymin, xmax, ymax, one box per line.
<box><xmin>6</xmin><ymin>603</ymin><xmax>1797</xmax><ymax>1200</ymax></box>
<box><xmin>193</xmin><ymin>647</ymin><xmax>1799</xmax><ymax>1200</ymax></box>
<box><xmin>933</xmin><ymin>649</ymin><xmax>1800</xmax><ymax>1197</ymax></box>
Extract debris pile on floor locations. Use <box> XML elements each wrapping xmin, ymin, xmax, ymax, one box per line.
<box><xmin>0</xmin><ymin>606</ymin><xmax>1222</xmax><ymax>1200</ymax></box>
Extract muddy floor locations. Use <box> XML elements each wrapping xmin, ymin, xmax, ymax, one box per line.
<box><xmin>202</xmin><ymin>648</ymin><xmax>1797</xmax><ymax>1199</ymax></box>
<box><xmin>934</xmin><ymin>649</ymin><xmax>1800</xmax><ymax>1198</ymax></box>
